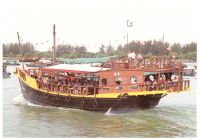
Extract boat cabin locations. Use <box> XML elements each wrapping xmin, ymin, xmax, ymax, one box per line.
<box><xmin>25</xmin><ymin>57</ymin><xmax>190</xmax><ymax>96</ymax></box>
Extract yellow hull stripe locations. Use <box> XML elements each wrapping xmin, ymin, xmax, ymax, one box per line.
<box><xmin>16</xmin><ymin>71</ymin><xmax>190</xmax><ymax>99</ymax></box>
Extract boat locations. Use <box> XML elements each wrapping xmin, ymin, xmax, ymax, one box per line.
<box><xmin>15</xmin><ymin>25</ymin><xmax>190</xmax><ymax>111</ymax></box>
<box><xmin>18</xmin><ymin>56</ymin><xmax>40</xmax><ymax>62</ymax></box>
<box><xmin>15</xmin><ymin>56</ymin><xmax>190</xmax><ymax>111</ymax></box>
<box><xmin>3</xmin><ymin>63</ymin><xmax>11</xmax><ymax>78</ymax></box>
<box><xmin>182</xmin><ymin>65</ymin><xmax>196</xmax><ymax>76</ymax></box>
<box><xmin>5</xmin><ymin>59</ymin><xmax>20</xmax><ymax>66</ymax></box>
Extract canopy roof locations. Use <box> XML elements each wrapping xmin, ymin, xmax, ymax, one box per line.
<box><xmin>42</xmin><ymin>64</ymin><xmax>109</xmax><ymax>73</ymax></box>
<box><xmin>58</xmin><ymin>56</ymin><xmax>116</xmax><ymax>64</ymax></box>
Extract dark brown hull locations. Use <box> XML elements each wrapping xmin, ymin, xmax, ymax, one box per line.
<box><xmin>19</xmin><ymin>79</ymin><xmax>163</xmax><ymax>112</ymax></box>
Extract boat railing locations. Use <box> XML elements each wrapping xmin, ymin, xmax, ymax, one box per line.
<box><xmin>109</xmin><ymin>58</ymin><xmax>179</xmax><ymax>70</ymax></box>
<box><xmin>17</xmin><ymin>68</ymin><xmax>189</xmax><ymax>95</ymax></box>
<box><xmin>35</xmin><ymin>78</ymin><xmax>190</xmax><ymax>96</ymax></box>
<box><xmin>36</xmin><ymin>80</ymin><xmax>98</xmax><ymax>95</ymax></box>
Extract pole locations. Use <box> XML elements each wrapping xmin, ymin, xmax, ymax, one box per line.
<box><xmin>17</xmin><ymin>32</ymin><xmax>24</xmax><ymax>70</ymax></box>
<box><xmin>160</xmin><ymin>34</ymin><xmax>164</xmax><ymax>68</ymax></box>
<box><xmin>53</xmin><ymin>24</ymin><xmax>56</xmax><ymax>64</ymax></box>
<box><xmin>126</xmin><ymin>20</ymin><xmax>129</xmax><ymax>53</ymax></box>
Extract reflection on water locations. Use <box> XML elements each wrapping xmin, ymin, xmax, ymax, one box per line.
<box><xmin>3</xmin><ymin>65</ymin><xmax>196</xmax><ymax>137</ymax></box>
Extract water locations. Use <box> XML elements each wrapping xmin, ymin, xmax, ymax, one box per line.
<box><xmin>3</xmin><ymin>65</ymin><xmax>197</xmax><ymax>137</ymax></box>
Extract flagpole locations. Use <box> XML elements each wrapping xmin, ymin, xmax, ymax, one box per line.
<box><xmin>126</xmin><ymin>20</ymin><xmax>129</xmax><ymax>53</ymax></box>
<box><xmin>53</xmin><ymin>24</ymin><xmax>56</xmax><ymax>64</ymax></box>
<box><xmin>160</xmin><ymin>34</ymin><xmax>164</xmax><ymax>68</ymax></box>
<box><xmin>126</xmin><ymin>20</ymin><xmax>133</xmax><ymax>53</ymax></box>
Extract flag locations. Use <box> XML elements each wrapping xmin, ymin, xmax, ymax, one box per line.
<box><xmin>127</xmin><ymin>20</ymin><xmax>133</xmax><ymax>27</ymax></box>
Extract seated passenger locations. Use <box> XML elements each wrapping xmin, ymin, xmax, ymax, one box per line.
<box><xmin>166</xmin><ymin>79</ymin><xmax>173</xmax><ymax>87</ymax></box>
<box><xmin>57</xmin><ymin>79</ymin><xmax>63</xmax><ymax>92</ymax></box>
<box><xmin>47</xmin><ymin>77</ymin><xmax>52</xmax><ymax>90</ymax></box>
<box><xmin>172</xmin><ymin>77</ymin><xmax>178</xmax><ymax>86</ymax></box>
<box><xmin>150</xmin><ymin>80</ymin><xmax>157</xmax><ymax>90</ymax></box>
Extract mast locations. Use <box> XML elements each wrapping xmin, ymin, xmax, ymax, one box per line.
<box><xmin>17</xmin><ymin>32</ymin><xmax>24</xmax><ymax>70</ymax></box>
<box><xmin>53</xmin><ymin>24</ymin><xmax>56</xmax><ymax>64</ymax></box>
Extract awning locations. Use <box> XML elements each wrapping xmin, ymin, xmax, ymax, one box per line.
<box><xmin>58</xmin><ymin>56</ymin><xmax>116</xmax><ymax>64</ymax></box>
<box><xmin>42</xmin><ymin>64</ymin><xmax>110</xmax><ymax>73</ymax></box>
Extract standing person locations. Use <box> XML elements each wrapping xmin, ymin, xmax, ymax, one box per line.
<box><xmin>159</xmin><ymin>77</ymin><xmax>165</xmax><ymax>90</ymax></box>
<box><xmin>47</xmin><ymin>76</ymin><xmax>52</xmax><ymax>91</ymax></box>
<box><xmin>57</xmin><ymin>78</ymin><xmax>63</xmax><ymax>92</ymax></box>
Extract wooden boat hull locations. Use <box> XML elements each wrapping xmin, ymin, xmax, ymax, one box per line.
<box><xmin>19</xmin><ymin>78</ymin><xmax>163</xmax><ymax>112</ymax></box>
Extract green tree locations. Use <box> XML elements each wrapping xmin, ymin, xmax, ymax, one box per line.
<box><xmin>106</xmin><ymin>45</ymin><xmax>114</xmax><ymax>54</ymax></box>
<box><xmin>99</xmin><ymin>44</ymin><xmax>105</xmax><ymax>54</ymax></box>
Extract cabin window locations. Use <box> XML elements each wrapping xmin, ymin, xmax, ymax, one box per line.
<box><xmin>130</xmin><ymin>76</ymin><xmax>137</xmax><ymax>84</ymax></box>
<box><xmin>116</xmin><ymin>86</ymin><xmax>125</xmax><ymax>90</ymax></box>
<box><xmin>93</xmin><ymin>77</ymin><xmax>99</xmax><ymax>81</ymax></box>
<box><xmin>130</xmin><ymin>85</ymin><xmax>138</xmax><ymax>90</ymax></box>
<box><xmin>115</xmin><ymin>76</ymin><xmax>122</xmax><ymax>85</ymax></box>
<box><xmin>102</xmin><ymin>78</ymin><xmax>107</xmax><ymax>85</ymax></box>
<box><xmin>101</xmin><ymin>87</ymin><xmax>110</xmax><ymax>91</ymax></box>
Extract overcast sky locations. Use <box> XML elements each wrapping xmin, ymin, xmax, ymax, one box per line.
<box><xmin>0</xmin><ymin>0</ymin><xmax>198</xmax><ymax>52</ymax></box>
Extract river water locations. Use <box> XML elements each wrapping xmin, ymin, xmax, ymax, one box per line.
<box><xmin>3</xmin><ymin>65</ymin><xmax>197</xmax><ymax>138</ymax></box>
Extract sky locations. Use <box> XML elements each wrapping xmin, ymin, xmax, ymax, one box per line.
<box><xmin>0</xmin><ymin>0</ymin><xmax>199</xmax><ymax>52</ymax></box>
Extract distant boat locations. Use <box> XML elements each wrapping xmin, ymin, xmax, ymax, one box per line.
<box><xmin>183</xmin><ymin>65</ymin><xmax>196</xmax><ymax>76</ymax></box>
<box><xmin>5</xmin><ymin>59</ymin><xmax>20</xmax><ymax>66</ymax></box>
<box><xmin>25</xmin><ymin>61</ymin><xmax>51</xmax><ymax>68</ymax></box>
<box><xmin>38</xmin><ymin>59</ymin><xmax>52</xmax><ymax>65</ymax></box>
<box><xmin>18</xmin><ymin>56</ymin><xmax>40</xmax><ymax>62</ymax></box>
<box><xmin>3</xmin><ymin>63</ymin><xmax>11</xmax><ymax>78</ymax></box>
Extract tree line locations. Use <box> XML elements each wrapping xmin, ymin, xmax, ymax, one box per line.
<box><xmin>2</xmin><ymin>40</ymin><xmax>197</xmax><ymax>60</ymax></box>
<box><xmin>3</xmin><ymin>42</ymin><xmax>34</xmax><ymax>57</ymax></box>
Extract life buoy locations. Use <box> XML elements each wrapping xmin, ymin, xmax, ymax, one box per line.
<box><xmin>92</xmin><ymin>100</ymin><xmax>98</xmax><ymax>108</ymax></box>
<box><xmin>117</xmin><ymin>95</ymin><xmax>123</xmax><ymax>102</ymax></box>
<box><xmin>123</xmin><ymin>93</ymin><xmax>129</xmax><ymax>100</ymax></box>
<box><xmin>65</xmin><ymin>95</ymin><xmax>71</xmax><ymax>102</ymax></box>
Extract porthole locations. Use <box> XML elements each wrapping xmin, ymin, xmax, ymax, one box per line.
<box><xmin>116</xmin><ymin>86</ymin><xmax>125</xmax><ymax>90</ymax></box>
<box><xmin>130</xmin><ymin>85</ymin><xmax>138</xmax><ymax>90</ymax></box>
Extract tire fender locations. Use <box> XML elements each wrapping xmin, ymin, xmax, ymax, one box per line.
<box><xmin>117</xmin><ymin>95</ymin><xmax>123</xmax><ymax>101</ymax></box>
<box><xmin>123</xmin><ymin>93</ymin><xmax>129</xmax><ymax>100</ymax></box>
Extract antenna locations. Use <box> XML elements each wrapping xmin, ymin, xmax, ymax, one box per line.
<box><xmin>17</xmin><ymin>32</ymin><xmax>24</xmax><ymax>70</ymax></box>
